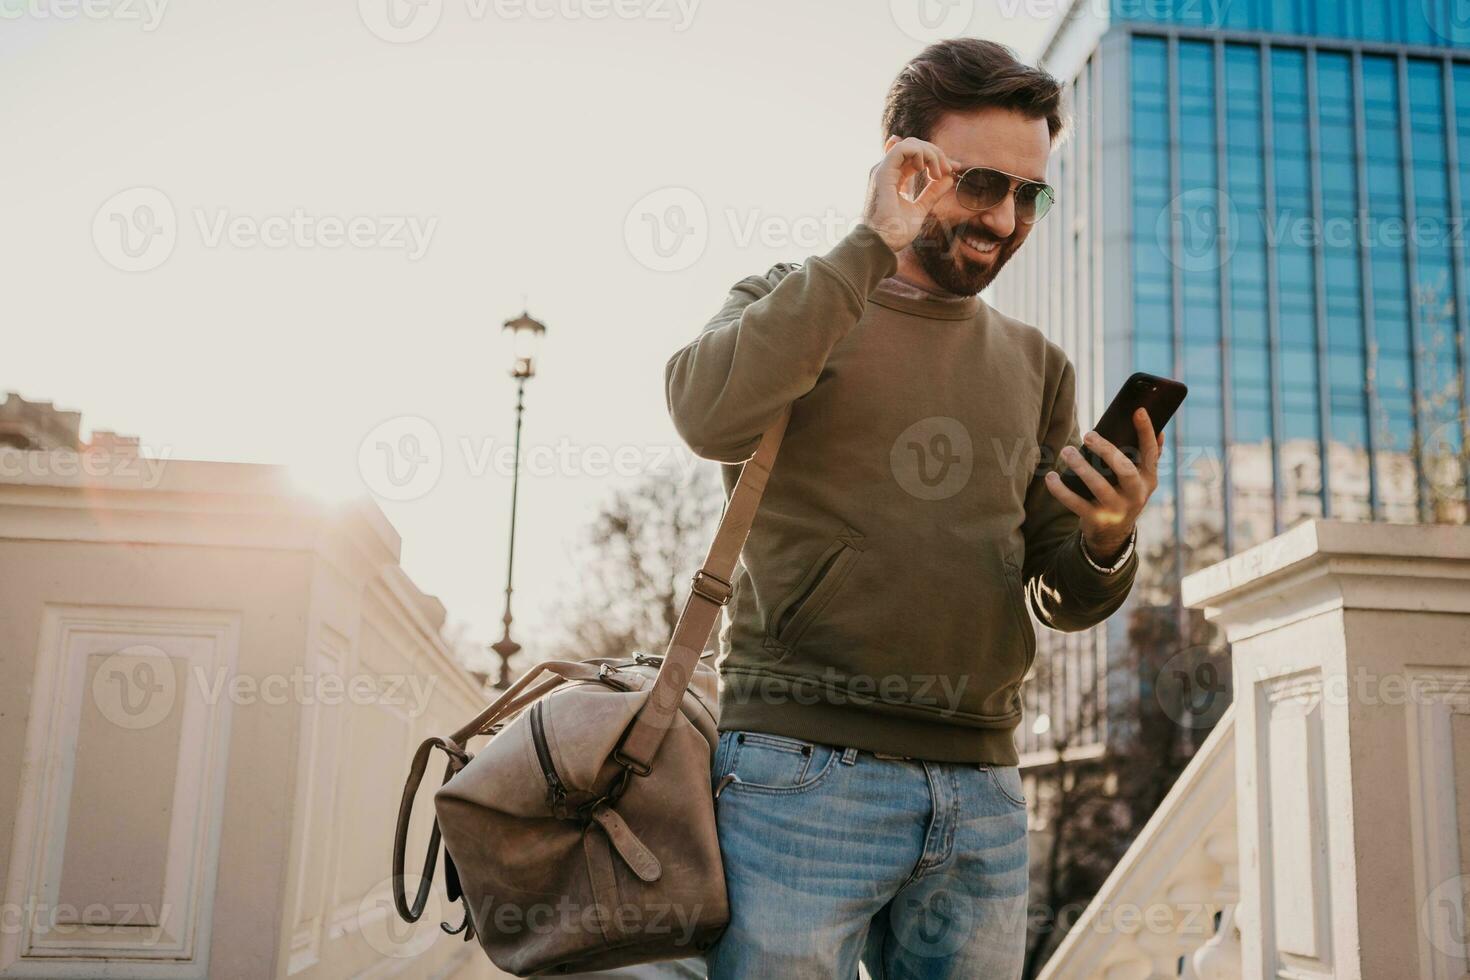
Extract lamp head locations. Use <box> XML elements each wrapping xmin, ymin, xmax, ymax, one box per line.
<box><xmin>502</xmin><ymin>311</ymin><xmax>547</xmax><ymax>379</ymax></box>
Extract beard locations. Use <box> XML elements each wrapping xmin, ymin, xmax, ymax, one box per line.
<box><xmin>909</xmin><ymin>213</ymin><xmax>1019</xmax><ymax>297</ymax></box>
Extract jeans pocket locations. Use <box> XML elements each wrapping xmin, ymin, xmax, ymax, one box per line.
<box><xmin>722</xmin><ymin>731</ymin><xmax>838</xmax><ymax>795</ymax></box>
<box><xmin>711</xmin><ymin>731</ymin><xmax>737</xmax><ymax>788</ymax></box>
<box><xmin>984</xmin><ymin>765</ymin><xmax>1027</xmax><ymax>807</ymax></box>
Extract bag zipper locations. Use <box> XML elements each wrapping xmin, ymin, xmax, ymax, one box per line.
<box><xmin>529</xmin><ymin>701</ymin><xmax>567</xmax><ymax>810</ymax></box>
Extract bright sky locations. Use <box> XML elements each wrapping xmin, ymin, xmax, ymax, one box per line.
<box><xmin>1</xmin><ymin>0</ymin><xmax>1048</xmax><ymax>670</ymax></box>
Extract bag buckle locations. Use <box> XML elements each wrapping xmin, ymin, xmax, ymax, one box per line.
<box><xmin>690</xmin><ymin>570</ymin><xmax>733</xmax><ymax>606</ymax></box>
<box><xmin>581</xmin><ymin>766</ymin><xmax>633</xmax><ymax>816</ymax></box>
<box><xmin>613</xmin><ymin>747</ymin><xmax>653</xmax><ymax>777</ymax></box>
<box><xmin>553</xmin><ymin>766</ymin><xmax>635</xmax><ymax>823</ymax></box>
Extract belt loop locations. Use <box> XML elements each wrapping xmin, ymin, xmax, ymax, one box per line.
<box><xmin>841</xmin><ymin>747</ymin><xmax>858</xmax><ymax>765</ymax></box>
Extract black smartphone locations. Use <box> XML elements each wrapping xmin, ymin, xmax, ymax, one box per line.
<box><xmin>1060</xmin><ymin>372</ymin><xmax>1188</xmax><ymax>501</ymax></box>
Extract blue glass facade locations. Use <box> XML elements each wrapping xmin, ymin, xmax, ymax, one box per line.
<box><xmin>1115</xmin><ymin>0</ymin><xmax>1470</xmax><ymax>47</ymax></box>
<box><xmin>1317</xmin><ymin>50</ymin><xmax>1374</xmax><ymax>520</ymax></box>
<box><xmin>1224</xmin><ymin>44</ymin><xmax>1272</xmax><ymax>548</ymax></box>
<box><xmin>1129</xmin><ymin>29</ymin><xmax>1470</xmax><ymax>575</ymax></box>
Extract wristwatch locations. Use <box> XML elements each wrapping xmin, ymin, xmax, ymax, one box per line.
<box><xmin>1081</xmin><ymin>528</ymin><xmax>1136</xmax><ymax>575</ymax></box>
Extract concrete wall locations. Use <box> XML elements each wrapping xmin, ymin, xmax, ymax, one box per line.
<box><xmin>0</xmin><ymin>449</ymin><xmax>500</xmax><ymax>979</ymax></box>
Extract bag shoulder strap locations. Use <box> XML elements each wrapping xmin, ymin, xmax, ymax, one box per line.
<box><xmin>614</xmin><ymin>410</ymin><xmax>789</xmax><ymax>774</ymax></box>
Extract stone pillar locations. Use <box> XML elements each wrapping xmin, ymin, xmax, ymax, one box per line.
<box><xmin>1182</xmin><ymin>520</ymin><xmax>1470</xmax><ymax>980</ymax></box>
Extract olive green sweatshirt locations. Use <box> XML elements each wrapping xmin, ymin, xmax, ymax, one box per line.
<box><xmin>665</xmin><ymin>224</ymin><xmax>1137</xmax><ymax>765</ymax></box>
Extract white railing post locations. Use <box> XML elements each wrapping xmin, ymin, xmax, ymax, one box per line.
<box><xmin>1183</xmin><ymin>520</ymin><xmax>1470</xmax><ymax>980</ymax></box>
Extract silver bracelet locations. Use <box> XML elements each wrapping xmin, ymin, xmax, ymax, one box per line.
<box><xmin>1081</xmin><ymin>527</ymin><xmax>1136</xmax><ymax>575</ymax></box>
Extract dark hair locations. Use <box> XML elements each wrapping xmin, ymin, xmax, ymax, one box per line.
<box><xmin>882</xmin><ymin>38</ymin><xmax>1066</xmax><ymax>144</ymax></box>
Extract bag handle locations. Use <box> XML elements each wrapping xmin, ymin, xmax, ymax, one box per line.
<box><xmin>614</xmin><ymin>411</ymin><xmax>789</xmax><ymax>775</ymax></box>
<box><xmin>392</xmin><ymin>736</ymin><xmax>470</xmax><ymax>926</ymax></box>
<box><xmin>447</xmin><ymin>659</ymin><xmax>611</xmax><ymax>746</ymax></box>
<box><xmin>391</xmin><ymin>661</ymin><xmax>631</xmax><ymax>930</ymax></box>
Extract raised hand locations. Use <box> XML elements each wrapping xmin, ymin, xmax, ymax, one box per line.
<box><xmin>861</xmin><ymin>136</ymin><xmax>959</xmax><ymax>253</ymax></box>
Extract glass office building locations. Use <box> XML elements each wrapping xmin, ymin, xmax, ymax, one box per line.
<box><xmin>992</xmin><ymin>0</ymin><xmax>1470</xmax><ymax>759</ymax></box>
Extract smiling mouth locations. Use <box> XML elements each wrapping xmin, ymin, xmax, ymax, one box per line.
<box><xmin>956</xmin><ymin>230</ymin><xmax>1000</xmax><ymax>260</ymax></box>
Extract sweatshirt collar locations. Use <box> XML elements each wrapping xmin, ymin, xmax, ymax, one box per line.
<box><xmin>871</xmin><ymin>276</ymin><xmax>982</xmax><ymax>320</ymax></box>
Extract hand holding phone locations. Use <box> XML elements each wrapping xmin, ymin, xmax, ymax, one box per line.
<box><xmin>1059</xmin><ymin>373</ymin><xmax>1186</xmax><ymax>501</ymax></box>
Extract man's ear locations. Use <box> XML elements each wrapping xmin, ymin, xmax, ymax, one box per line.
<box><xmin>883</xmin><ymin>134</ymin><xmax>901</xmax><ymax>153</ymax></box>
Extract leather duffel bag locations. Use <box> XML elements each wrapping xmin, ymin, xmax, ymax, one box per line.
<box><xmin>392</xmin><ymin>413</ymin><xmax>787</xmax><ymax>976</ymax></box>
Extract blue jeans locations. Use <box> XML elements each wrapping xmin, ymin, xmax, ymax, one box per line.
<box><xmin>687</xmin><ymin>729</ymin><xmax>1029</xmax><ymax>979</ymax></box>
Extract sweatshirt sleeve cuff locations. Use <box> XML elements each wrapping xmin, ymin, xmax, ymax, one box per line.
<box><xmin>813</xmin><ymin>223</ymin><xmax>899</xmax><ymax>301</ymax></box>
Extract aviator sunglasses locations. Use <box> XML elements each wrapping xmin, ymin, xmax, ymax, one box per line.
<box><xmin>948</xmin><ymin>166</ymin><xmax>1056</xmax><ymax>224</ymax></box>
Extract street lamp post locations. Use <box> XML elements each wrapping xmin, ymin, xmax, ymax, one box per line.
<box><xmin>491</xmin><ymin>311</ymin><xmax>546</xmax><ymax>689</ymax></box>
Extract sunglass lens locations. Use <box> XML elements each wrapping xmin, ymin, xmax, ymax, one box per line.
<box><xmin>1021</xmin><ymin>184</ymin><xmax>1055</xmax><ymax>223</ymax></box>
<box><xmin>956</xmin><ymin>169</ymin><xmax>1011</xmax><ymax>211</ymax></box>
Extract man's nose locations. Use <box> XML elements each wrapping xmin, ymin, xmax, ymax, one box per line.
<box><xmin>977</xmin><ymin>195</ymin><xmax>1016</xmax><ymax>240</ymax></box>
